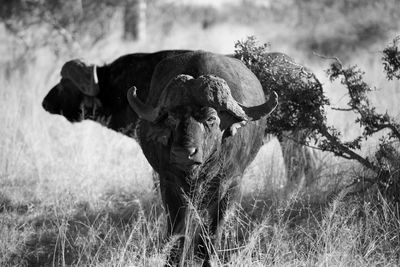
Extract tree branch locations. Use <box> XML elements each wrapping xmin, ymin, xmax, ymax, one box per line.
<box><xmin>331</xmin><ymin>107</ymin><xmax>354</xmax><ymax>111</ymax></box>
<box><xmin>318</xmin><ymin>126</ymin><xmax>379</xmax><ymax>173</ymax></box>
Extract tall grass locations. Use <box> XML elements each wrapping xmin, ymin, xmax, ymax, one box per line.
<box><xmin>2</xmin><ymin>183</ymin><xmax>399</xmax><ymax>266</ymax></box>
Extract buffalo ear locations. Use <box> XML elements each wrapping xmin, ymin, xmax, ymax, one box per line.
<box><xmin>228</xmin><ymin>120</ymin><xmax>247</xmax><ymax>136</ymax></box>
<box><xmin>61</xmin><ymin>59</ymin><xmax>100</xmax><ymax>97</ymax></box>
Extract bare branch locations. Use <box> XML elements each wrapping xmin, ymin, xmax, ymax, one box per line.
<box><xmin>318</xmin><ymin>126</ymin><xmax>379</xmax><ymax>173</ymax></box>
<box><xmin>331</xmin><ymin>107</ymin><xmax>354</xmax><ymax>111</ymax></box>
<box><xmin>367</xmin><ymin>123</ymin><xmax>400</xmax><ymax>139</ymax></box>
<box><xmin>312</xmin><ymin>52</ymin><xmax>342</xmax><ymax>66</ymax></box>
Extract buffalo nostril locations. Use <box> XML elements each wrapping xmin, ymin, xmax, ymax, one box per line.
<box><xmin>187</xmin><ymin>147</ymin><xmax>197</xmax><ymax>158</ymax></box>
<box><xmin>171</xmin><ymin>146</ymin><xmax>200</xmax><ymax>163</ymax></box>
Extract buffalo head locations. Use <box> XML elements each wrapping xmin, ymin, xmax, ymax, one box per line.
<box><xmin>127</xmin><ymin>74</ymin><xmax>278</xmax><ymax>172</ymax></box>
<box><xmin>42</xmin><ymin>59</ymin><xmax>102</xmax><ymax>122</ymax></box>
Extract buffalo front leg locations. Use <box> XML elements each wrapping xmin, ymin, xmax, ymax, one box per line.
<box><xmin>193</xmin><ymin>178</ymin><xmax>240</xmax><ymax>267</ymax></box>
<box><xmin>160</xmin><ymin>179</ymin><xmax>189</xmax><ymax>266</ymax></box>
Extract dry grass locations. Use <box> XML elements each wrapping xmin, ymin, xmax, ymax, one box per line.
<box><xmin>1</xmin><ymin>1</ymin><xmax>400</xmax><ymax>266</ymax></box>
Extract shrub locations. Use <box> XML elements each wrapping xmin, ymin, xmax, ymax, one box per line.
<box><xmin>235</xmin><ymin>36</ymin><xmax>400</xmax><ymax>203</ymax></box>
<box><xmin>234</xmin><ymin>36</ymin><xmax>329</xmax><ymax>138</ymax></box>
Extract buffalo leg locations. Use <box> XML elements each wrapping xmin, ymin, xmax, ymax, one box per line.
<box><xmin>161</xmin><ymin>180</ymin><xmax>189</xmax><ymax>266</ymax></box>
<box><xmin>194</xmin><ymin>179</ymin><xmax>240</xmax><ymax>266</ymax></box>
<box><xmin>280</xmin><ymin>130</ymin><xmax>317</xmax><ymax>188</ymax></box>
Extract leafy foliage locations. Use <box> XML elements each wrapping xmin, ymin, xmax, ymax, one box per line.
<box><xmin>234</xmin><ymin>36</ymin><xmax>329</xmax><ymax>137</ymax></box>
<box><xmin>235</xmin><ymin>36</ymin><xmax>400</xmax><ymax>203</ymax></box>
<box><xmin>383</xmin><ymin>36</ymin><xmax>400</xmax><ymax>80</ymax></box>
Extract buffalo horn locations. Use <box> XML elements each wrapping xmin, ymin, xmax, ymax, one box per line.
<box><xmin>60</xmin><ymin>59</ymin><xmax>99</xmax><ymax>97</ymax></box>
<box><xmin>87</xmin><ymin>65</ymin><xmax>100</xmax><ymax>97</ymax></box>
<box><xmin>239</xmin><ymin>91</ymin><xmax>278</xmax><ymax>121</ymax></box>
<box><xmin>189</xmin><ymin>75</ymin><xmax>249</xmax><ymax>121</ymax></box>
<box><xmin>190</xmin><ymin>75</ymin><xmax>277</xmax><ymax>122</ymax></box>
<box><xmin>127</xmin><ymin>86</ymin><xmax>159</xmax><ymax>122</ymax></box>
<box><xmin>224</xmin><ymin>97</ymin><xmax>249</xmax><ymax>121</ymax></box>
<box><xmin>93</xmin><ymin>65</ymin><xmax>98</xmax><ymax>84</ymax></box>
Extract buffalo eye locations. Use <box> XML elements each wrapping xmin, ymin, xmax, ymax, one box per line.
<box><xmin>198</xmin><ymin>107</ymin><xmax>219</xmax><ymax>129</ymax></box>
<box><xmin>206</xmin><ymin>115</ymin><xmax>217</xmax><ymax>127</ymax></box>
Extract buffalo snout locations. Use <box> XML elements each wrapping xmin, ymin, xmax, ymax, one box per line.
<box><xmin>42</xmin><ymin>98</ymin><xmax>52</xmax><ymax>112</ymax></box>
<box><xmin>170</xmin><ymin>145</ymin><xmax>203</xmax><ymax>170</ymax></box>
<box><xmin>42</xmin><ymin>88</ymin><xmax>59</xmax><ymax>114</ymax></box>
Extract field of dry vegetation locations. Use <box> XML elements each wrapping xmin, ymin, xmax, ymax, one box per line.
<box><xmin>1</xmin><ymin>0</ymin><xmax>400</xmax><ymax>266</ymax></box>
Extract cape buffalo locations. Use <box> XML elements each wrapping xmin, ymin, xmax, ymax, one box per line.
<box><xmin>42</xmin><ymin>50</ymin><xmax>191</xmax><ymax>136</ymax></box>
<box><xmin>42</xmin><ymin>50</ymin><xmax>278</xmax><ymax>266</ymax></box>
<box><xmin>126</xmin><ymin>51</ymin><xmax>278</xmax><ymax>265</ymax></box>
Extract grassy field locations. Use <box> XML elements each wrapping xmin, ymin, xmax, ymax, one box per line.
<box><xmin>1</xmin><ymin>1</ymin><xmax>400</xmax><ymax>266</ymax></box>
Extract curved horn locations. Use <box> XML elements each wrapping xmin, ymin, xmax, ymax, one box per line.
<box><xmin>158</xmin><ymin>74</ymin><xmax>193</xmax><ymax>109</ymax></box>
<box><xmin>86</xmin><ymin>65</ymin><xmax>100</xmax><ymax>96</ymax></box>
<box><xmin>93</xmin><ymin>65</ymin><xmax>98</xmax><ymax>84</ymax></box>
<box><xmin>60</xmin><ymin>59</ymin><xmax>99</xmax><ymax>96</ymax></box>
<box><xmin>226</xmin><ymin>92</ymin><xmax>277</xmax><ymax>136</ymax></box>
<box><xmin>239</xmin><ymin>91</ymin><xmax>278</xmax><ymax>121</ymax></box>
<box><xmin>189</xmin><ymin>75</ymin><xmax>248</xmax><ymax>120</ymax></box>
<box><xmin>189</xmin><ymin>75</ymin><xmax>278</xmax><ymax>121</ymax></box>
<box><xmin>127</xmin><ymin>86</ymin><xmax>159</xmax><ymax>122</ymax></box>
<box><xmin>224</xmin><ymin>95</ymin><xmax>249</xmax><ymax>121</ymax></box>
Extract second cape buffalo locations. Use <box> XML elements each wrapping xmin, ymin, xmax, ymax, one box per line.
<box><xmin>42</xmin><ymin>50</ymin><xmax>278</xmax><ymax>266</ymax></box>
